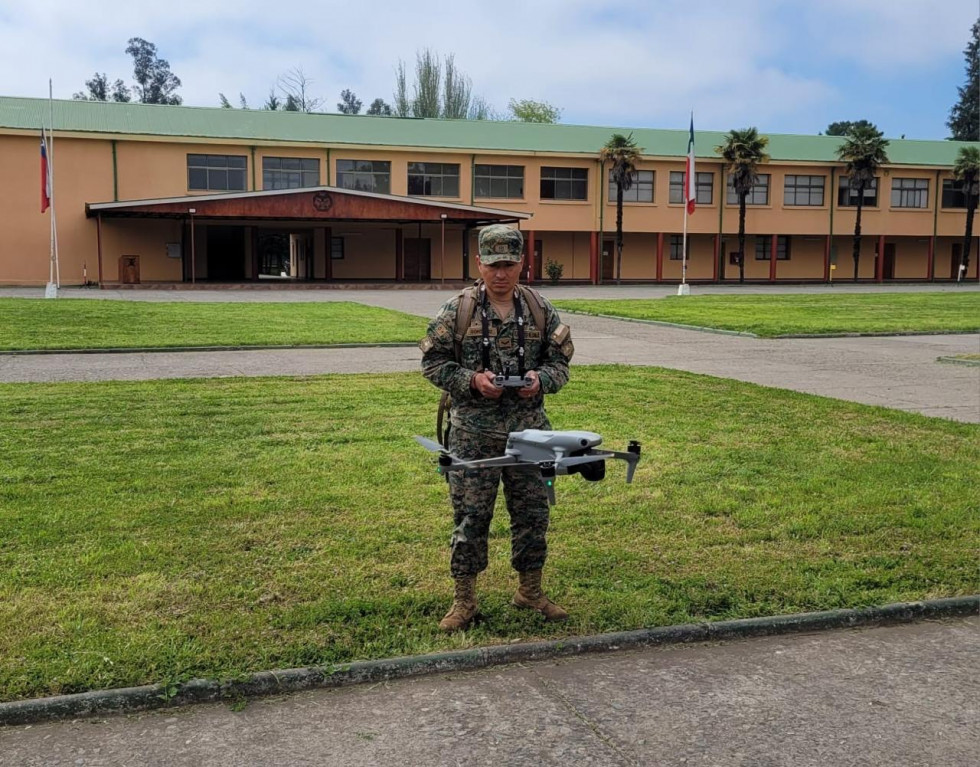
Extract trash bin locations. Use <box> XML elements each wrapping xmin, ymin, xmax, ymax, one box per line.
<box><xmin>120</xmin><ymin>255</ymin><xmax>140</xmax><ymax>284</ymax></box>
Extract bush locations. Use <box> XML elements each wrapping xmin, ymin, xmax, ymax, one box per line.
<box><xmin>545</xmin><ymin>259</ymin><xmax>564</xmax><ymax>285</ymax></box>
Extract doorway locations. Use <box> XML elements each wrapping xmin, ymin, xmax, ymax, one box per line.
<box><xmin>883</xmin><ymin>243</ymin><xmax>896</xmax><ymax>280</ymax></box>
<box><xmin>404</xmin><ymin>238</ymin><xmax>431</xmax><ymax>281</ymax></box>
<box><xmin>601</xmin><ymin>240</ymin><xmax>615</xmax><ymax>281</ymax></box>
<box><xmin>206</xmin><ymin>226</ymin><xmax>246</xmax><ymax>281</ymax></box>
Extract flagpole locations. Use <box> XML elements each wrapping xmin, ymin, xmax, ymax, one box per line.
<box><xmin>46</xmin><ymin>79</ymin><xmax>60</xmax><ymax>297</ymax></box>
<box><xmin>677</xmin><ymin>111</ymin><xmax>694</xmax><ymax>296</ymax></box>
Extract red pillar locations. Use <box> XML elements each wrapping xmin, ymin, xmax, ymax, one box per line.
<box><xmin>876</xmin><ymin>234</ymin><xmax>885</xmax><ymax>282</ymax></box>
<box><xmin>823</xmin><ymin>235</ymin><xmax>831</xmax><ymax>282</ymax></box>
<box><xmin>712</xmin><ymin>234</ymin><xmax>720</xmax><ymax>283</ymax></box>
<box><xmin>769</xmin><ymin>234</ymin><xmax>777</xmax><ymax>282</ymax></box>
<box><xmin>525</xmin><ymin>229</ymin><xmax>536</xmax><ymax>284</ymax></box>
<box><xmin>590</xmin><ymin>231</ymin><xmax>599</xmax><ymax>284</ymax></box>
<box><xmin>927</xmin><ymin>236</ymin><xmax>935</xmax><ymax>282</ymax></box>
<box><xmin>656</xmin><ymin>232</ymin><xmax>664</xmax><ymax>282</ymax></box>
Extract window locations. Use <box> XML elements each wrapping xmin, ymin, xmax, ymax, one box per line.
<box><xmin>336</xmin><ymin>159</ymin><xmax>391</xmax><ymax>194</ymax></box>
<box><xmin>941</xmin><ymin>178</ymin><xmax>978</xmax><ymax>208</ymax></box>
<box><xmin>407</xmin><ymin>162</ymin><xmax>460</xmax><ymax>197</ymax></box>
<box><xmin>668</xmin><ymin>235</ymin><xmax>689</xmax><ymax>260</ymax></box>
<box><xmin>754</xmin><ymin>235</ymin><xmax>791</xmax><ymax>260</ymax></box>
<box><xmin>187</xmin><ymin>154</ymin><xmax>247</xmax><ymax>191</ymax></box>
<box><xmin>784</xmin><ymin>175</ymin><xmax>825</xmax><ymax>206</ymax></box>
<box><xmin>608</xmin><ymin>170</ymin><xmax>654</xmax><ymax>202</ymax></box>
<box><xmin>474</xmin><ymin>164</ymin><xmax>524</xmax><ymax>198</ymax></box>
<box><xmin>890</xmin><ymin>178</ymin><xmax>929</xmax><ymax>209</ymax></box>
<box><xmin>837</xmin><ymin>176</ymin><xmax>879</xmax><ymax>207</ymax></box>
<box><xmin>262</xmin><ymin>157</ymin><xmax>319</xmax><ymax>190</ymax></box>
<box><xmin>669</xmin><ymin>171</ymin><xmax>713</xmax><ymax>205</ymax></box>
<box><xmin>540</xmin><ymin>167</ymin><xmax>588</xmax><ymax>200</ymax></box>
<box><xmin>726</xmin><ymin>174</ymin><xmax>770</xmax><ymax>205</ymax></box>
<box><xmin>330</xmin><ymin>237</ymin><xmax>344</xmax><ymax>260</ymax></box>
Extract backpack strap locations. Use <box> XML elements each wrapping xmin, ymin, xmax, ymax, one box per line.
<box><xmin>453</xmin><ymin>285</ymin><xmax>480</xmax><ymax>365</ymax></box>
<box><xmin>517</xmin><ymin>285</ymin><xmax>548</xmax><ymax>340</ymax></box>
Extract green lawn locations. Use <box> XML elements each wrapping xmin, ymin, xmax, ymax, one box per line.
<box><xmin>553</xmin><ymin>293</ymin><xmax>980</xmax><ymax>337</ymax></box>
<box><xmin>0</xmin><ymin>368</ymin><xmax>976</xmax><ymax>703</ymax></box>
<box><xmin>0</xmin><ymin>300</ymin><xmax>427</xmax><ymax>351</ymax></box>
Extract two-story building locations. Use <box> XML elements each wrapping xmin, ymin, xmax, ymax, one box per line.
<box><xmin>0</xmin><ymin>96</ymin><xmax>976</xmax><ymax>286</ymax></box>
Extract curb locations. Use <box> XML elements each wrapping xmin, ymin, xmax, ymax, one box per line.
<box><xmin>1</xmin><ymin>595</ymin><xmax>975</xmax><ymax>727</ymax></box>
<box><xmin>0</xmin><ymin>342</ymin><xmax>419</xmax><ymax>356</ymax></box>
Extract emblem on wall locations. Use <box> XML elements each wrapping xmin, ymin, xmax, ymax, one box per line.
<box><xmin>312</xmin><ymin>191</ymin><xmax>333</xmax><ymax>212</ymax></box>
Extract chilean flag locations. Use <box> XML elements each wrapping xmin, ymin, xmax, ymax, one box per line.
<box><xmin>685</xmin><ymin>115</ymin><xmax>696</xmax><ymax>215</ymax></box>
<box><xmin>40</xmin><ymin>130</ymin><xmax>51</xmax><ymax>213</ymax></box>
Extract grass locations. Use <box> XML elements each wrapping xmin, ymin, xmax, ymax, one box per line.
<box><xmin>0</xmin><ymin>367</ymin><xmax>977</xmax><ymax>703</ymax></box>
<box><xmin>0</xmin><ymin>300</ymin><xmax>428</xmax><ymax>351</ymax></box>
<box><xmin>552</xmin><ymin>293</ymin><xmax>980</xmax><ymax>337</ymax></box>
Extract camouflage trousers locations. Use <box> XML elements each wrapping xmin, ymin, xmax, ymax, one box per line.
<box><xmin>447</xmin><ymin>424</ymin><xmax>551</xmax><ymax>578</ymax></box>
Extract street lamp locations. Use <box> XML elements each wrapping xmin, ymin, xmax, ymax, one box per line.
<box><xmin>440</xmin><ymin>213</ymin><xmax>448</xmax><ymax>286</ymax></box>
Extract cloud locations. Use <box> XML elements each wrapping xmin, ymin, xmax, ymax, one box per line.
<box><xmin>0</xmin><ymin>0</ymin><xmax>971</xmax><ymax>137</ymax></box>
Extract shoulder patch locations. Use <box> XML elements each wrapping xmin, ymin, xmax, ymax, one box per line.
<box><xmin>551</xmin><ymin>323</ymin><xmax>570</xmax><ymax>345</ymax></box>
<box><xmin>419</xmin><ymin>336</ymin><xmax>434</xmax><ymax>353</ymax></box>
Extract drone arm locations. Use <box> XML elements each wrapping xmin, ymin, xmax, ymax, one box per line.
<box><xmin>602</xmin><ymin>450</ymin><xmax>641</xmax><ymax>483</ymax></box>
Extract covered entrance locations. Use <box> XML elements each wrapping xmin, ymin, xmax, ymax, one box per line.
<box><xmin>86</xmin><ymin>187</ymin><xmax>528</xmax><ymax>286</ymax></box>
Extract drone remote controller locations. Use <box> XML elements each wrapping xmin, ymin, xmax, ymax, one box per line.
<box><xmin>493</xmin><ymin>373</ymin><xmax>533</xmax><ymax>388</ymax></box>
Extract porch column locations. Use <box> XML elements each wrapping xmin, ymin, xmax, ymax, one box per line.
<box><xmin>876</xmin><ymin>234</ymin><xmax>885</xmax><ymax>282</ymax></box>
<box><xmin>96</xmin><ymin>213</ymin><xmax>104</xmax><ymax>286</ymax></box>
<box><xmin>823</xmin><ymin>235</ymin><xmax>831</xmax><ymax>282</ymax></box>
<box><xmin>325</xmin><ymin>226</ymin><xmax>333</xmax><ymax>281</ymax></box>
<box><xmin>656</xmin><ymin>231</ymin><xmax>664</xmax><ymax>282</ymax></box>
<box><xmin>461</xmin><ymin>226</ymin><xmax>470</xmax><ymax>281</ymax></box>
<box><xmin>590</xmin><ymin>231</ymin><xmax>599</xmax><ymax>284</ymax></box>
<box><xmin>927</xmin><ymin>236</ymin><xmax>935</xmax><ymax>282</ymax></box>
<box><xmin>769</xmin><ymin>234</ymin><xmax>777</xmax><ymax>282</ymax></box>
<box><xmin>525</xmin><ymin>229</ymin><xmax>536</xmax><ymax>284</ymax></box>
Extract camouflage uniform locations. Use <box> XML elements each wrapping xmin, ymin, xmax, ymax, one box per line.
<box><xmin>420</xmin><ymin>286</ymin><xmax>574</xmax><ymax>577</ymax></box>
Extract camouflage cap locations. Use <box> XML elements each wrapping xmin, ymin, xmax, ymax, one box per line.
<box><xmin>478</xmin><ymin>225</ymin><xmax>524</xmax><ymax>264</ymax></box>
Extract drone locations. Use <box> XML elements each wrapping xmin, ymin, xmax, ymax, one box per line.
<box><xmin>414</xmin><ymin>429</ymin><xmax>641</xmax><ymax>505</ymax></box>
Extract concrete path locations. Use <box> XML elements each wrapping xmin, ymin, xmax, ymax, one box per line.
<box><xmin>2</xmin><ymin>286</ymin><xmax>977</xmax><ymax>422</ymax></box>
<box><xmin>1</xmin><ymin>617</ymin><xmax>976</xmax><ymax>767</ymax></box>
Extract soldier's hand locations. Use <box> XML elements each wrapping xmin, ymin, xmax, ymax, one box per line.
<box><xmin>471</xmin><ymin>370</ymin><xmax>504</xmax><ymax>400</ymax></box>
<box><xmin>517</xmin><ymin>370</ymin><xmax>541</xmax><ymax>399</ymax></box>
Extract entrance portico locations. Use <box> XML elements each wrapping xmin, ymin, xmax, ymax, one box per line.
<box><xmin>86</xmin><ymin>187</ymin><xmax>529</xmax><ymax>286</ymax></box>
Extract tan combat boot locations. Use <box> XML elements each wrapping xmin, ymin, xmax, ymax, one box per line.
<box><xmin>439</xmin><ymin>575</ymin><xmax>479</xmax><ymax>632</ymax></box>
<box><xmin>512</xmin><ymin>569</ymin><xmax>569</xmax><ymax>621</ymax></box>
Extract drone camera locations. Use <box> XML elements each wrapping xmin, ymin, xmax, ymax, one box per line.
<box><xmin>579</xmin><ymin>438</ymin><xmax>589</xmax><ymax>447</ymax></box>
<box><xmin>569</xmin><ymin>460</ymin><xmax>606</xmax><ymax>482</ymax></box>
<box><xmin>628</xmin><ymin>441</ymin><xmax>641</xmax><ymax>456</ymax></box>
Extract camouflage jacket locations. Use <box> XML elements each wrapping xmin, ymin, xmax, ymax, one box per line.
<box><xmin>420</xmin><ymin>285</ymin><xmax>574</xmax><ymax>436</ymax></box>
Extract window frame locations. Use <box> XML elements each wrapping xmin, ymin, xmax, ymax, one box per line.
<box><xmin>668</xmin><ymin>234</ymin><xmax>690</xmax><ymax>261</ymax></box>
<box><xmin>187</xmin><ymin>154</ymin><xmax>248</xmax><ymax>192</ymax></box>
<box><xmin>783</xmin><ymin>175</ymin><xmax>825</xmax><ymax>207</ymax></box>
<box><xmin>607</xmin><ymin>169</ymin><xmax>654</xmax><ymax>203</ymax></box>
<box><xmin>262</xmin><ymin>156</ymin><xmax>320</xmax><ymax>190</ymax></box>
<box><xmin>837</xmin><ymin>176</ymin><xmax>879</xmax><ymax>207</ymax></box>
<box><xmin>890</xmin><ymin>177</ymin><xmax>930</xmax><ymax>209</ymax></box>
<box><xmin>336</xmin><ymin>159</ymin><xmax>392</xmax><ymax>195</ymax></box>
<box><xmin>754</xmin><ymin>235</ymin><xmax>791</xmax><ymax>261</ymax></box>
<box><xmin>407</xmin><ymin>162</ymin><xmax>460</xmax><ymax>198</ymax></box>
<box><xmin>474</xmin><ymin>164</ymin><xmax>525</xmax><ymax>199</ymax></box>
<box><xmin>669</xmin><ymin>171</ymin><xmax>713</xmax><ymax>205</ymax></box>
<box><xmin>540</xmin><ymin>166</ymin><xmax>589</xmax><ymax>201</ymax></box>
<box><xmin>726</xmin><ymin>173</ymin><xmax>770</xmax><ymax>206</ymax></box>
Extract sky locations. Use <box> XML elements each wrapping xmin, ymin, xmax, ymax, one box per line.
<box><xmin>0</xmin><ymin>0</ymin><xmax>976</xmax><ymax>140</ymax></box>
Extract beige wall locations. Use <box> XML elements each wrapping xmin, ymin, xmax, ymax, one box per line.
<box><xmin>101</xmin><ymin>219</ymin><xmax>184</xmax><ymax>282</ymax></box>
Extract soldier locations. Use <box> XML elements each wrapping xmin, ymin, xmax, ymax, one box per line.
<box><xmin>420</xmin><ymin>224</ymin><xmax>574</xmax><ymax>632</ymax></box>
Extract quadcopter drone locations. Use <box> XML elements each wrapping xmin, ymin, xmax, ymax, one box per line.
<box><xmin>414</xmin><ymin>429</ymin><xmax>641</xmax><ymax>505</ymax></box>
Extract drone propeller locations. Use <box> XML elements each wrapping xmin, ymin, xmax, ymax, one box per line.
<box><xmin>414</xmin><ymin>435</ymin><xmax>446</xmax><ymax>453</ymax></box>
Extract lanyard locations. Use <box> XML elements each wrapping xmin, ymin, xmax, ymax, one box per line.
<box><xmin>480</xmin><ymin>284</ymin><xmax>526</xmax><ymax>376</ymax></box>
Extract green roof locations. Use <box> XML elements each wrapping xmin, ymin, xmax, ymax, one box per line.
<box><xmin>1</xmin><ymin>96</ymin><xmax>976</xmax><ymax>166</ymax></box>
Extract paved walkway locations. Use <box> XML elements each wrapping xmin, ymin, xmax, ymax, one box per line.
<box><xmin>1</xmin><ymin>618</ymin><xmax>976</xmax><ymax>766</ymax></box>
<box><xmin>2</xmin><ymin>285</ymin><xmax>978</xmax><ymax>422</ymax></box>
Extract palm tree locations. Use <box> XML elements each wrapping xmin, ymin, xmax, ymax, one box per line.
<box><xmin>836</xmin><ymin>125</ymin><xmax>890</xmax><ymax>281</ymax></box>
<box><xmin>953</xmin><ymin>146</ymin><xmax>980</xmax><ymax>282</ymax></box>
<box><xmin>600</xmin><ymin>133</ymin><xmax>642</xmax><ymax>284</ymax></box>
<box><xmin>716</xmin><ymin>128</ymin><xmax>769</xmax><ymax>283</ymax></box>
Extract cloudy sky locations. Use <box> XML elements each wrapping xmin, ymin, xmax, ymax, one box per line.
<box><xmin>0</xmin><ymin>0</ymin><xmax>975</xmax><ymax>140</ymax></box>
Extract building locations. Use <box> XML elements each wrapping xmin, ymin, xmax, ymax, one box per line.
<box><xmin>0</xmin><ymin>96</ymin><xmax>977</xmax><ymax>287</ymax></box>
